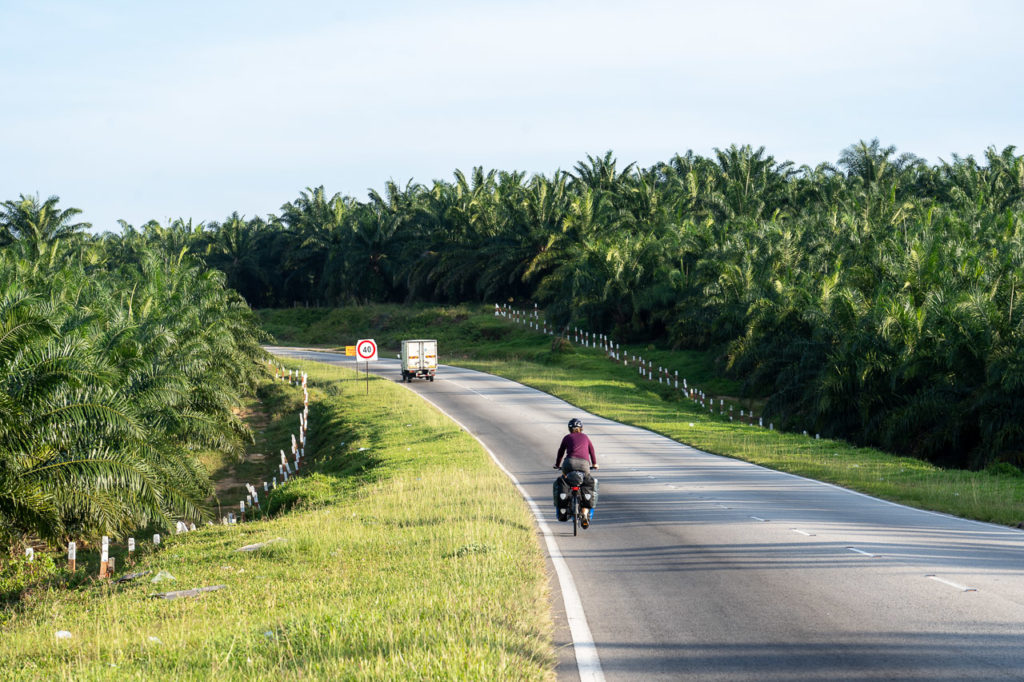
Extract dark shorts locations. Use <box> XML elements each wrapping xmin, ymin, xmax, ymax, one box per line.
<box><xmin>561</xmin><ymin>456</ymin><xmax>592</xmax><ymax>475</ymax></box>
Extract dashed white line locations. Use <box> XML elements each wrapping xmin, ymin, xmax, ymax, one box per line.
<box><xmin>926</xmin><ymin>575</ymin><xmax>977</xmax><ymax>592</ymax></box>
<box><xmin>750</xmin><ymin>516</ymin><xmax>768</xmax><ymax>522</ymax></box>
<box><xmin>791</xmin><ymin>529</ymin><xmax>815</xmax><ymax>537</ymax></box>
<box><xmin>847</xmin><ymin>547</ymin><xmax>880</xmax><ymax>558</ymax></box>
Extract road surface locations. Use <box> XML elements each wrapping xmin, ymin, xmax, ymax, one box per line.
<box><xmin>268</xmin><ymin>348</ymin><xmax>1024</xmax><ymax>681</ymax></box>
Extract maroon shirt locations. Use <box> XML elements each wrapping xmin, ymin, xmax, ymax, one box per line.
<box><xmin>555</xmin><ymin>432</ymin><xmax>596</xmax><ymax>467</ymax></box>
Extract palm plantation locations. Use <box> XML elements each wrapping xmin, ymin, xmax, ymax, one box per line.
<box><xmin>0</xmin><ymin>208</ymin><xmax>266</xmax><ymax>552</ymax></box>
<box><xmin>3</xmin><ymin>139</ymin><xmax>1024</xmax><ymax>553</ymax></box>
<box><xmin>175</xmin><ymin>140</ymin><xmax>1023</xmax><ymax>470</ymax></box>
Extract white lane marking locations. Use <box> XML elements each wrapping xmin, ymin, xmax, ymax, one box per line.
<box><xmin>847</xmin><ymin>547</ymin><xmax>880</xmax><ymax>557</ymax></box>
<box><xmin>647</xmin><ymin>475</ymin><xmax>655</xmax><ymax>479</ymax></box>
<box><xmin>460</xmin><ymin>385</ymin><xmax>493</xmax><ymax>400</ymax></box>
<box><xmin>792</xmin><ymin>529</ymin><xmax>815</xmax><ymax>537</ymax></box>
<box><xmin>749</xmin><ymin>516</ymin><xmax>767</xmax><ymax>522</ymax></box>
<box><xmin>392</xmin><ymin>385</ymin><xmax>605</xmax><ymax>682</ymax></box>
<box><xmin>926</xmin><ymin>575</ymin><xmax>978</xmax><ymax>592</ymax></box>
<box><xmin>666</xmin><ymin>484</ymin><xmax>677</xmax><ymax>489</ymax></box>
<box><xmin>715</xmin><ymin>504</ymin><xmax>730</xmax><ymax>509</ymax></box>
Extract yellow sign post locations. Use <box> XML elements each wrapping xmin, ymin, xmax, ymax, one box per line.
<box><xmin>345</xmin><ymin>346</ymin><xmax>356</xmax><ymax>356</ymax></box>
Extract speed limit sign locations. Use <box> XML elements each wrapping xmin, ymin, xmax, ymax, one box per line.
<box><xmin>355</xmin><ymin>339</ymin><xmax>378</xmax><ymax>362</ymax></box>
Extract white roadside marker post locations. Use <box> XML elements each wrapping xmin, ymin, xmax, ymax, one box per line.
<box><xmin>99</xmin><ymin>536</ymin><xmax>109</xmax><ymax>579</ymax></box>
<box><xmin>68</xmin><ymin>542</ymin><xmax>76</xmax><ymax>572</ymax></box>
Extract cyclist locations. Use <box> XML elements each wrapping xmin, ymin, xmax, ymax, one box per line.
<box><xmin>553</xmin><ymin>418</ymin><xmax>599</xmax><ymax>527</ymax></box>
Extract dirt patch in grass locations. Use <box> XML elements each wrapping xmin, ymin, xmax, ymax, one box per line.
<box><xmin>214</xmin><ymin>451</ymin><xmax>269</xmax><ymax>496</ymax></box>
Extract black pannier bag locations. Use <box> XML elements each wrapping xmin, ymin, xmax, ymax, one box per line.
<box><xmin>553</xmin><ymin>476</ymin><xmax>571</xmax><ymax>520</ymax></box>
<box><xmin>580</xmin><ymin>477</ymin><xmax>598</xmax><ymax>509</ymax></box>
<box><xmin>553</xmin><ymin>472</ymin><xmax>599</xmax><ymax>514</ymax></box>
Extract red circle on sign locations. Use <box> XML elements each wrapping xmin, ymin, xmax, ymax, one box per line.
<box><xmin>356</xmin><ymin>339</ymin><xmax>377</xmax><ymax>360</ymax></box>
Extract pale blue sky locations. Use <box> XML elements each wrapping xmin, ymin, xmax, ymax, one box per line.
<box><xmin>2</xmin><ymin>0</ymin><xmax>1022</xmax><ymax>232</ymax></box>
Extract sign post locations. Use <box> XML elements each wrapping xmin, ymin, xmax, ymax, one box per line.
<box><xmin>355</xmin><ymin>339</ymin><xmax>378</xmax><ymax>394</ymax></box>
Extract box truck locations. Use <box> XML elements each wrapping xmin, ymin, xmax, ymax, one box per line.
<box><xmin>400</xmin><ymin>339</ymin><xmax>437</xmax><ymax>382</ymax></box>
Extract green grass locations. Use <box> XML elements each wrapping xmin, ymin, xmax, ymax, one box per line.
<box><xmin>259</xmin><ymin>303</ymin><xmax>1024</xmax><ymax>528</ymax></box>
<box><xmin>0</xmin><ymin>362</ymin><xmax>554</xmax><ymax>681</ymax></box>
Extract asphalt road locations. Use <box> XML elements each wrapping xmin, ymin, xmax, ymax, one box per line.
<box><xmin>268</xmin><ymin>348</ymin><xmax>1024</xmax><ymax>681</ymax></box>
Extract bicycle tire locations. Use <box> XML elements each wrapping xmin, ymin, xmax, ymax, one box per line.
<box><xmin>571</xmin><ymin>493</ymin><xmax>579</xmax><ymax>536</ymax></box>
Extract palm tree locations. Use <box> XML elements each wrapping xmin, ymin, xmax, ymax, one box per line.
<box><xmin>0</xmin><ymin>194</ymin><xmax>90</xmax><ymax>255</ymax></box>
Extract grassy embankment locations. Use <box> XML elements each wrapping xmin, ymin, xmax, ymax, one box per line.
<box><xmin>259</xmin><ymin>303</ymin><xmax>1024</xmax><ymax>527</ymax></box>
<box><xmin>0</xmin><ymin>361</ymin><xmax>553</xmax><ymax>681</ymax></box>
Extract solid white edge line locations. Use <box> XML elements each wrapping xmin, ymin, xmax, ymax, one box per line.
<box><xmin>395</xmin><ymin>384</ymin><xmax>606</xmax><ymax>682</ymax></box>
<box><xmin>269</xmin><ymin>349</ymin><xmax>605</xmax><ymax>680</ymax></box>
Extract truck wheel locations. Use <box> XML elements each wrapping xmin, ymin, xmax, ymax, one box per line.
<box><xmin>428</xmin><ymin>375</ymin><xmax>434</xmax><ymax>382</ymax></box>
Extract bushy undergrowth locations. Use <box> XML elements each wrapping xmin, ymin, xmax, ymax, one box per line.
<box><xmin>258</xmin><ymin>303</ymin><xmax>736</xmax><ymax>394</ymax></box>
<box><xmin>0</xmin><ymin>555</ymin><xmax>58</xmax><ymax>607</ymax></box>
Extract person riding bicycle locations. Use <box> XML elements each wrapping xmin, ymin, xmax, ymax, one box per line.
<box><xmin>553</xmin><ymin>418</ymin><xmax>599</xmax><ymax>527</ymax></box>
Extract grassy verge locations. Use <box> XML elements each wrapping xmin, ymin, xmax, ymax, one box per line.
<box><xmin>0</xmin><ymin>362</ymin><xmax>553</xmax><ymax>681</ymax></box>
<box><xmin>258</xmin><ymin>304</ymin><xmax>1024</xmax><ymax>527</ymax></box>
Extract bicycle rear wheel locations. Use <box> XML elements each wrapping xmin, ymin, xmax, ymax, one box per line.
<box><xmin>571</xmin><ymin>493</ymin><xmax>579</xmax><ymax>536</ymax></box>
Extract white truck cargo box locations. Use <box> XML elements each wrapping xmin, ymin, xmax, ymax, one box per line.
<box><xmin>400</xmin><ymin>339</ymin><xmax>437</xmax><ymax>382</ymax></box>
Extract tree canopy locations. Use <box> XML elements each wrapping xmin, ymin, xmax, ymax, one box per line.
<box><xmin>5</xmin><ymin>139</ymin><xmax>1023</xmax><ymax>498</ymax></box>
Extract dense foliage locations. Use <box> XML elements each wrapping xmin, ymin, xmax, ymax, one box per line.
<box><xmin>7</xmin><ymin>139</ymin><xmax>1023</xmax><ymax>474</ymax></box>
<box><xmin>170</xmin><ymin>140</ymin><xmax>1023</xmax><ymax>470</ymax></box>
<box><xmin>0</xmin><ymin>195</ymin><xmax>267</xmax><ymax>551</ymax></box>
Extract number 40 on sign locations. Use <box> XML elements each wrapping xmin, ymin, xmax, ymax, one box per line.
<box><xmin>355</xmin><ymin>339</ymin><xmax>378</xmax><ymax>362</ymax></box>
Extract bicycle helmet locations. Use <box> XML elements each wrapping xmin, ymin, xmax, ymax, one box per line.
<box><xmin>568</xmin><ymin>418</ymin><xmax>583</xmax><ymax>432</ymax></box>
